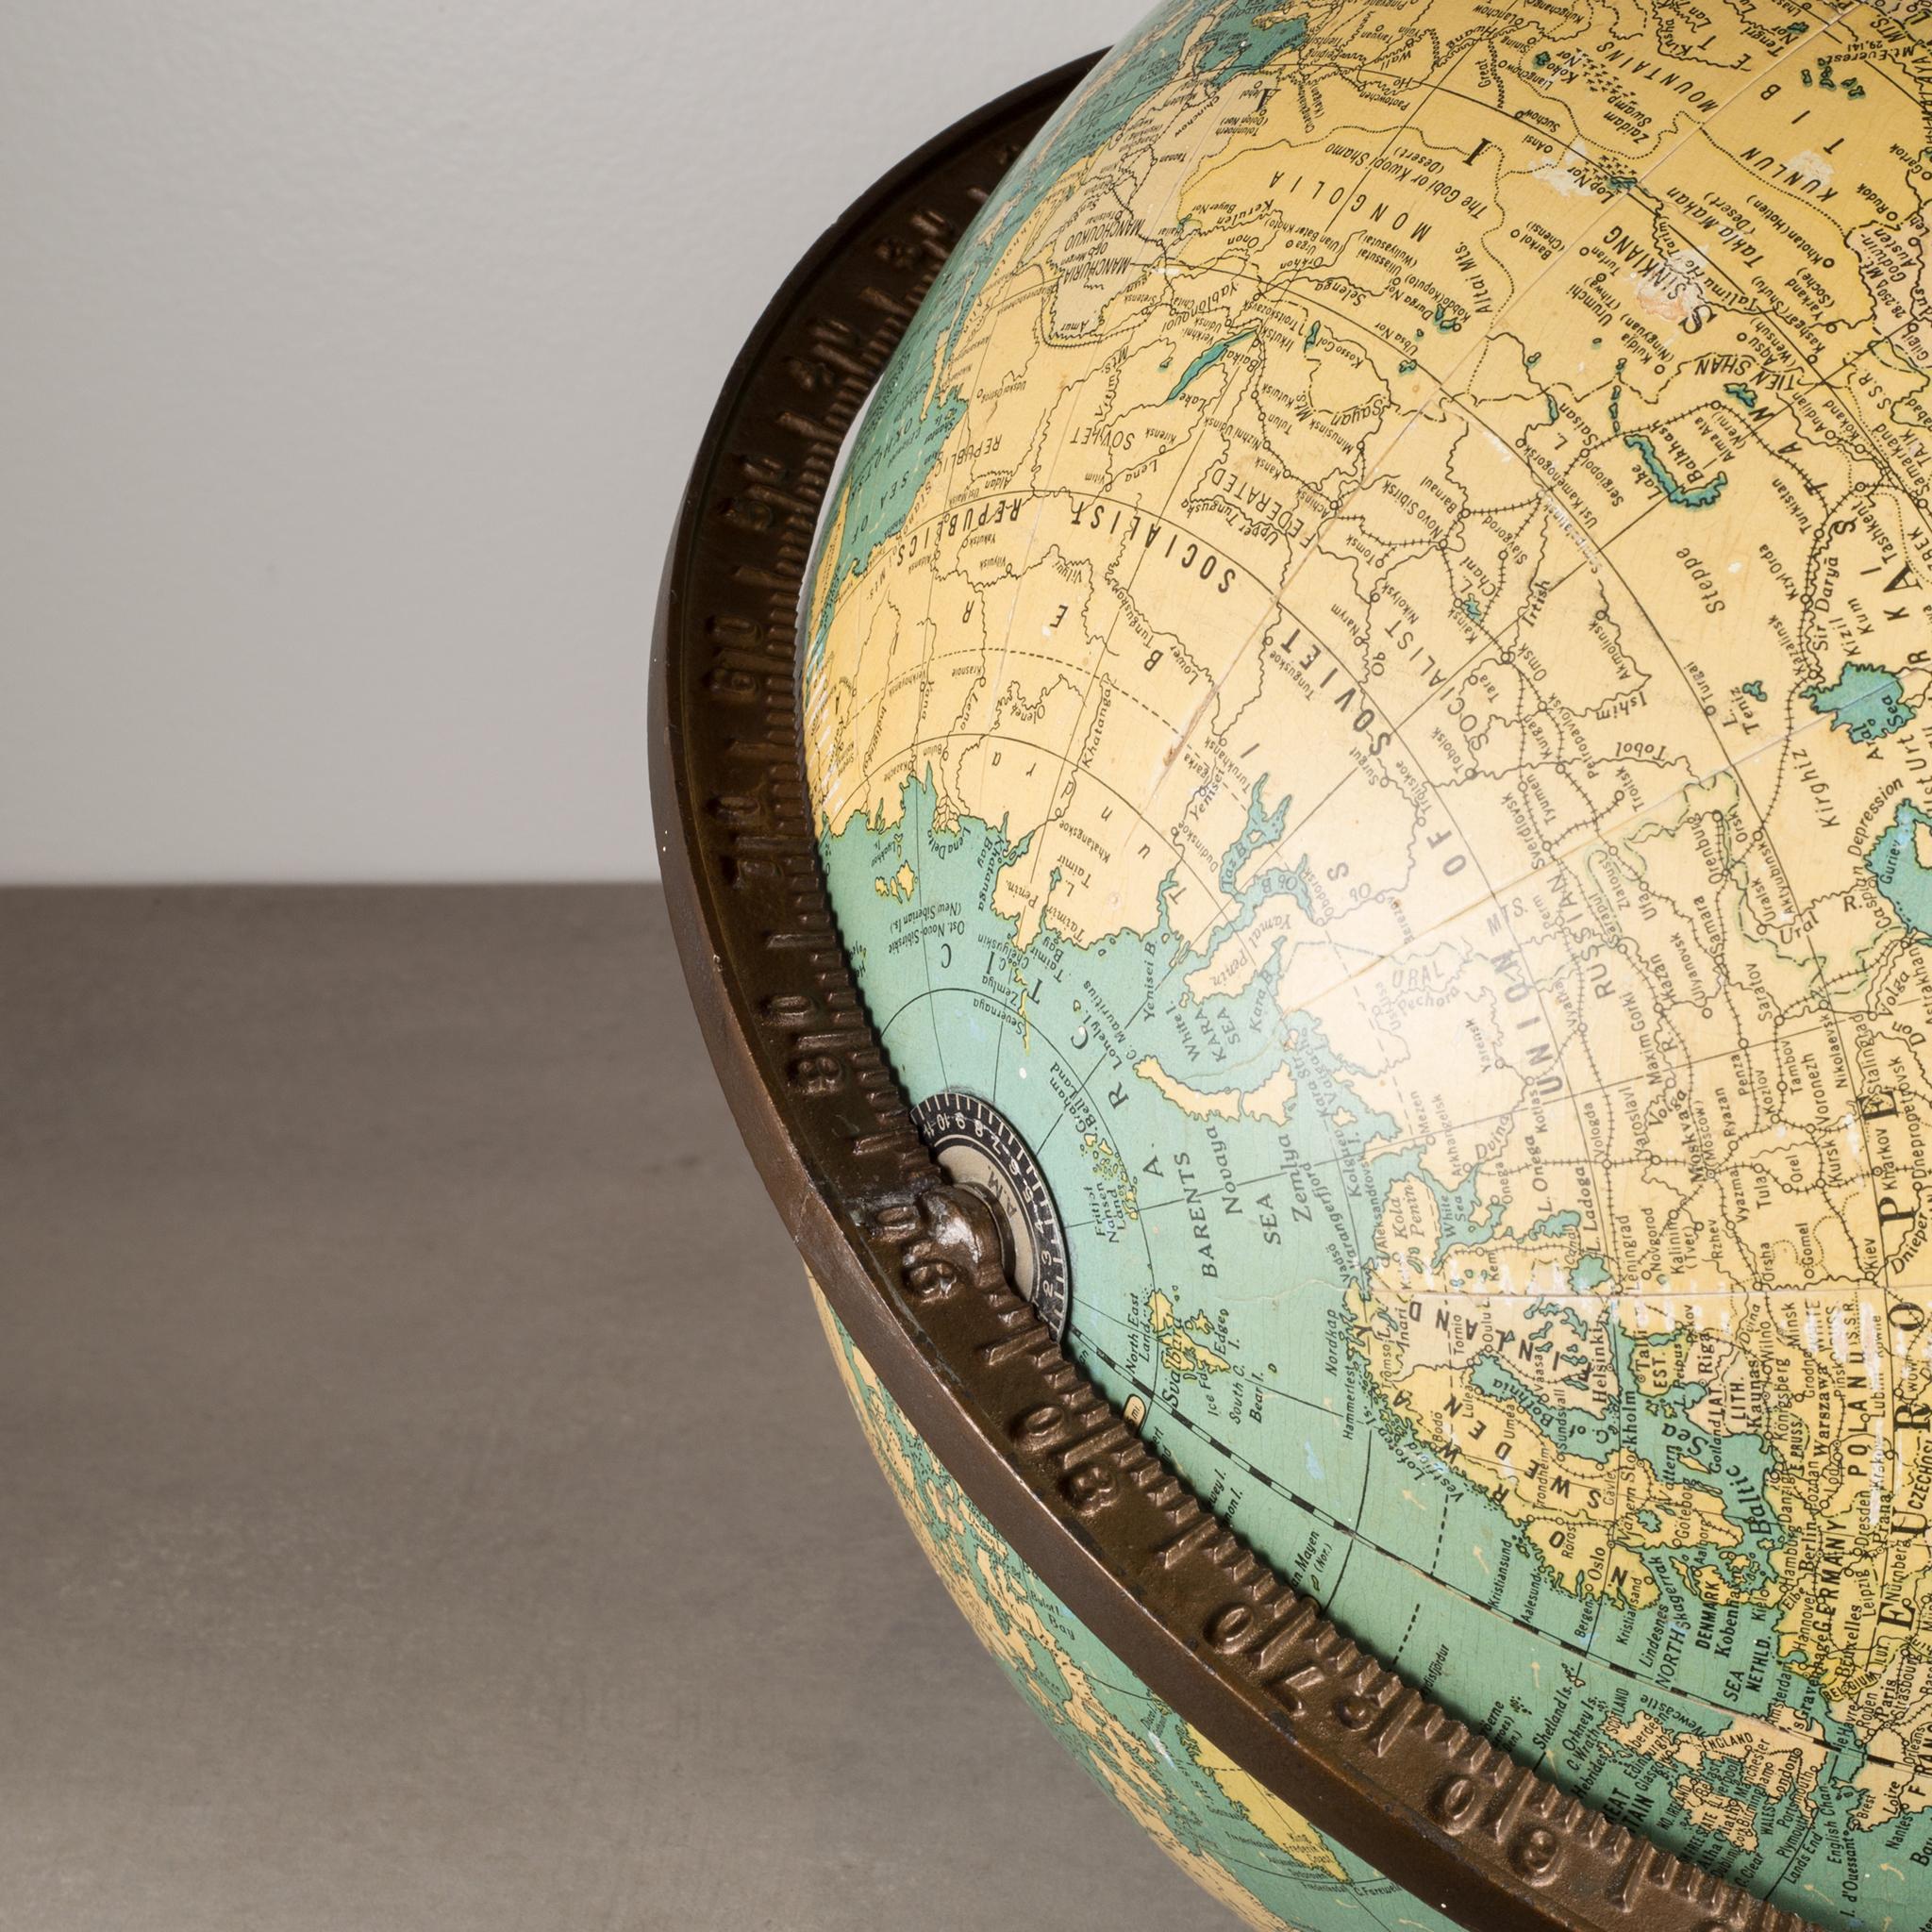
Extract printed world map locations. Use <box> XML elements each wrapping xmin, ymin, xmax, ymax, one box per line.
<box><xmin>801</xmin><ymin>1</ymin><xmax>1932</xmax><ymax>1924</ymax></box>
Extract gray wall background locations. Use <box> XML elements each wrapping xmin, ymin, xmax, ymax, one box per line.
<box><xmin>0</xmin><ymin>1</ymin><xmax>1126</xmax><ymax>883</ymax></box>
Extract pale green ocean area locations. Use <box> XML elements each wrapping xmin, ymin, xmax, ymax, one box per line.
<box><xmin>1808</xmin><ymin>661</ymin><xmax>1915</xmax><ymax>745</ymax></box>
<box><xmin>817</xmin><ymin>774</ymin><xmax>1919</xmax><ymax>1928</ymax></box>
<box><xmin>1868</xmin><ymin>800</ymin><xmax>1932</xmax><ymax>943</ymax></box>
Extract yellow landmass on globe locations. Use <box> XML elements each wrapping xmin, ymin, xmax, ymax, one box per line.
<box><xmin>1136</xmin><ymin>1053</ymin><xmax>1298</xmax><ymax>1124</ymax></box>
<box><xmin>1605</xmin><ymin>1707</ymin><xmax>1828</xmax><ymax>1831</ymax></box>
<box><xmin>1191</xmin><ymin>1730</ymin><xmax>1349</xmax><ymax>1884</ymax></box>
<box><xmin>1674</xmin><ymin>1776</ymin><xmax>1760</xmax><ymax>1854</ymax></box>
<box><xmin>797</xmin><ymin>0</ymin><xmax>1932</xmax><ymax>1900</ymax></box>
<box><xmin>1148</xmin><ymin>1290</ymin><xmax>1231</xmax><ymax>1377</ymax></box>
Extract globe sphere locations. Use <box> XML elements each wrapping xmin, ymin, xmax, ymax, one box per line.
<box><xmin>801</xmin><ymin>3</ymin><xmax>1932</xmax><ymax>1924</ymax></box>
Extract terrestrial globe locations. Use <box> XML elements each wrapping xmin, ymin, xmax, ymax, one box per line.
<box><xmin>674</xmin><ymin>1</ymin><xmax>1932</xmax><ymax>1926</ymax></box>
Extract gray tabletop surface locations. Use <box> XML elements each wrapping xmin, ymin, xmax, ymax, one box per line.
<box><xmin>0</xmin><ymin>887</ymin><xmax>1227</xmax><ymax>1931</ymax></box>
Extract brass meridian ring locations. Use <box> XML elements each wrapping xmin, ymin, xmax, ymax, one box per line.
<box><xmin>648</xmin><ymin>54</ymin><xmax>1824</xmax><ymax>1932</ymax></box>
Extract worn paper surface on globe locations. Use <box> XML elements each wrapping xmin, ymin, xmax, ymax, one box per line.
<box><xmin>802</xmin><ymin>1</ymin><xmax>1932</xmax><ymax>1924</ymax></box>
